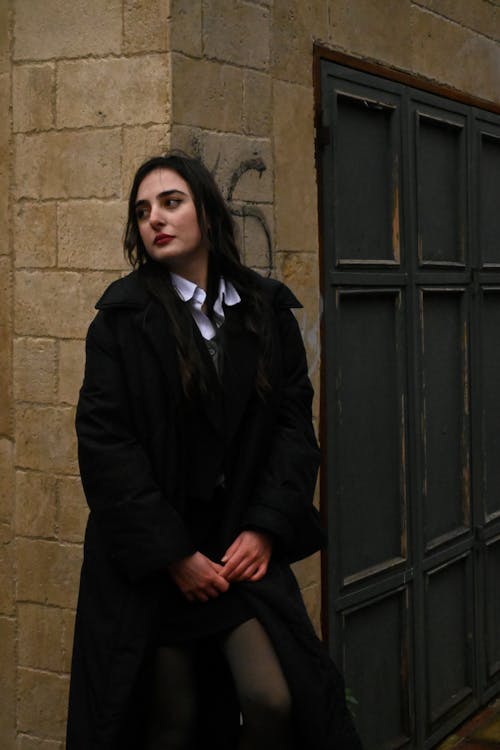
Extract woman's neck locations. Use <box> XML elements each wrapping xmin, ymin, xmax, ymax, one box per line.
<box><xmin>167</xmin><ymin>253</ymin><xmax>209</xmax><ymax>291</ymax></box>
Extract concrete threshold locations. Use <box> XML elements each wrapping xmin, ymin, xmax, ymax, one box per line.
<box><xmin>437</xmin><ymin>698</ymin><xmax>500</xmax><ymax>750</ymax></box>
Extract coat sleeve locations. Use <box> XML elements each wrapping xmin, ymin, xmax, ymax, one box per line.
<box><xmin>242</xmin><ymin>303</ymin><xmax>322</xmax><ymax>552</ymax></box>
<box><xmin>76</xmin><ymin>312</ymin><xmax>196</xmax><ymax>582</ymax></box>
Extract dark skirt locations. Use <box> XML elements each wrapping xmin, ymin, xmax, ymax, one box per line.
<box><xmin>154</xmin><ymin>485</ymin><xmax>255</xmax><ymax>645</ymax></box>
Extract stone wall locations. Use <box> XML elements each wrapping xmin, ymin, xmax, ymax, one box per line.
<box><xmin>1</xmin><ymin>1</ymin><xmax>171</xmax><ymax>746</ymax></box>
<box><xmin>1</xmin><ymin>0</ymin><xmax>499</xmax><ymax>746</ymax></box>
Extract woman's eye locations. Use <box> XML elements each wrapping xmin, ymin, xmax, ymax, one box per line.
<box><xmin>135</xmin><ymin>207</ymin><xmax>149</xmax><ymax>221</ymax></box>
<box><xmin>165</xmin><ymin>198</ymin><xmax>181</xmax><ymax>209</ymax></box>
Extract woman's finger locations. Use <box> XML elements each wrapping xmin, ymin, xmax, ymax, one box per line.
<box><xmin>248</xmin><ymin>563</ymin><xmax>267</xmax><ymax>581</ymax></box>
<box><xmin>219</xmin><ymin>548</ymin><xmax>248</xmax><ymax>578</ymax></box>
<box><xmin>224</xmin><ymin>555</ymin><xmax>261</xmax><ymax>581</ymax></box>
<box><xmin>221</xmin><ymin>535</ymin><xmax>242</xmax><ymax>563</ymax></box>
<box><xmin>222</xmin><ymin>549</ymin><xmax>260</xmax><ymax>580</ymax></box>
<box><xmin>231</xmin><ymin>562</ymin><xmax>261</xmax><ymax>582</ymax></box>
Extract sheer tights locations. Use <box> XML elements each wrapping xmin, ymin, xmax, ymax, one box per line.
<box><xmin>146</xmin><ymin>617</ymin><xmax>293</xmax><ymax>750</ymax></box>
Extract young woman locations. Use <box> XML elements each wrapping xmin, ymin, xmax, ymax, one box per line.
<box><xmin>67</xmin><ymin>154</ymin><xmax>362</xmax><ymax>750</ymax></box>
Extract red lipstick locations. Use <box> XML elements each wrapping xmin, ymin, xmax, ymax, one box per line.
<box><xmin>154</xmin><ymin>233</ymin><xmax>174</xmax><ymax>246</ymax></box>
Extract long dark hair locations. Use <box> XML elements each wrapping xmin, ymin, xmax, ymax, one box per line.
<box><xmin>124</xmin><ymin>153</ymin><xmax>271</xmax><ymax>398</ymax></box>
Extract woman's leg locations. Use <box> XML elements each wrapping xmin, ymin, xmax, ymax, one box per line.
<box><xmin>146</xmin><ymin>645</ymin><xmax>197</xmax><ymax>750</ymax></box>
<box><xmin>219</xmin><ymin>618</ymin><xmax>293</xmax><ymax>750</ymax></box>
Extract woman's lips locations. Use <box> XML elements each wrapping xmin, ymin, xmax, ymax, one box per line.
<box><xmin>154</xmin><ymin>234</ymin><xmax>174</xmax><ymax>246</ymax></box>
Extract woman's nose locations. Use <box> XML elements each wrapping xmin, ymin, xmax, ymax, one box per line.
<box><xmin>149</xmin><ymin>204</ymin><xmax>165</xmax><ymax>227</ymax></box>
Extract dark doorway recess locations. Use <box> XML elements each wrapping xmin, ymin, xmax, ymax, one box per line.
<box><xmin>316</xmin><ymin>56</ymin><xmax>500</xmax><ymax>750</ymax></box>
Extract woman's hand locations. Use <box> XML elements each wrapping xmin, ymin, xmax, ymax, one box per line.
<box><xmin>168</xmin><ymin>551</ymin><xmax>230</xmax><ymax>603</ymax></box>
<box><xmin>220</xmin><ymin>530</ymin><xmax>273</xmax><ymax>582</ymax></box>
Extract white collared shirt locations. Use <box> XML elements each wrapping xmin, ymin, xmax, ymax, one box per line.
<box><xmin>170</xmin><ymin>273</ymin><xmax>241</xmax><ymax>340</ymax></box>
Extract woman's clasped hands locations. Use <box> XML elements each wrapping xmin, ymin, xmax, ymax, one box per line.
<box><xmin>168</xmin><ymin>530</ymin><xmax>273</xmax><ymax>603</ymax></box>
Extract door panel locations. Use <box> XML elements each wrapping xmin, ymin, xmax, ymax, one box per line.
<box><xmin>418</xmin><ymin>289</ymin><xmax>471</xmax><ymax>548</ymax></box>
<box><xmin>415</xmin><ymin>110</ymin><xmax>467</xmax><ymax>266</ymax></box>
<box><xmin>332</xmin><ymin>84</ymin><xmax>402</xmax><ymax>266</ymax></box>
<box><xmin>335</xmin><ymin>289</ymin><xmax>407</xmax><ymax>583</ymax></box>
<box><xmin>484</xmin><ymin>536</ymin><xmax>500</xmax><ymax>684</ymax></box>
<box><xmin>424</xmin><ymin>554</ymin><xmax>474</xmax><ymax>727</ymax></box>
<box><xmin>479</xmin><ymin>289</ymin><xmax>500</xmax><ymax>522</ymax></box>
<box><xmin>478</xmin><ymin>124</ymin><xmax>500</xmax><ymax>267</ymax></box>
<box><xmin>342</xmin><ymin>588</ymin><xmax>412</xmax><ymax>750</ymax></box>
<box><xmin>320</xmin><ymin>61</ymin><xmax>500</xmax><ymax>749</ymax></box>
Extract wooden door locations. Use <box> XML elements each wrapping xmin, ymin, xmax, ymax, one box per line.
<box><xmin>318</xmin><ymin>60</ymin><xmax>500</xmax><ymax>749</ymax></box>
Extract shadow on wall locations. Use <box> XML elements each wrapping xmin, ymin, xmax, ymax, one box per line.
<box><xmin>182</xmin><ymin>134</ymin><xmax>273</xmax><ymax>276</ymax></box>
<box><xmin>227</xmin><ymin>156</ymin><xmax>273</xmax><ymax>276</ymax></box>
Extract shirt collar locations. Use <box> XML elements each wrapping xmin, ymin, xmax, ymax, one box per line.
<box><xmin>170</xmin><ymin>273</ymin><xmax>241</xmax><ymax>312</ymax></box>
<box><xmin>170</xmin><ymin>272</ymin><xmax>199</xmax><ymax>303</ymax></box>
<box><xmin>170</xmin><ymin>273</ymin><xmax>241</xmax><ymax>340</ymax></box>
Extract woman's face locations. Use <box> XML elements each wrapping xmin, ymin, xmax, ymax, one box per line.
<box><xmin>135</xmin><ymin>168</ymin><xmax>208</xmax><ymax>276</ymax></box>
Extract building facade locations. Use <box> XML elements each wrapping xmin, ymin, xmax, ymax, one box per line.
<box><xmin>1</xmin><ymin>1</ymin><xmax>499</xmax><ymax>747</ymax></box>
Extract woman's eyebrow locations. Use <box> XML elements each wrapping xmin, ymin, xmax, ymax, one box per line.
<box><xmin>135</xmin><ymin>189</ymin><xmax>188</xmax><ymax>208</ymax></box>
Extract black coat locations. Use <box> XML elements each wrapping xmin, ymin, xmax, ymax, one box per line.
<box><xmin>66</xmin><ymin>269</ymin><xmax>361</xmax><ymax>749</ymax></box>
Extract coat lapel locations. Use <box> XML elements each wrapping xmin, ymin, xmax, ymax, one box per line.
<box><xmin>141</xmin><ymin>299</ymin><xmax>224</xmax><ymax>436</ymax></box>
<box><xmin>221</xmin><ymin>304</ymin><xmax>259</xmax><ymax>440</ymax></box>
<box><xmin>139</xmin><ymin>297</ymin><xmax>258</xmax><ymax>439</ymax></box>
<box><xmin>139</xmin><ymin>300</ymin><xmax>182</xmax><ymax>401</ymax></box>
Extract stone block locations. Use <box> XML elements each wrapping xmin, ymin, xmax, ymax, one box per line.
<box><xmin>15</xmin><ymin>404</ymin><xmax>78</xmax><ymax>474</ymax></box>
<box><xmin>62</xmin><ymin>608</ymin><xmax>76</xmax><ymax>673</ymax></box>
<box><xmin>123</xmin><ymin>0</ymin><xmax>170</xmax><ymax>53</ymax></box>
<box><xmin>203</xmin><ymin>0</ymin><xmax>270</xmax><ymax>70</ymax></box>
<box><xmin>195</xmin><ymin>132</ymin><xmax>273</xmax><ymax>203</ymax></box>
<box><xmin>243</xmin><ymin>71</ymin><xmax>272</xmax><ymax>136</ymax></box>
<box><xmin>57</xmin><ymin>55</ymin><xmax>169</xmax><ymax>129</ymax></box>
<box><xmin>274</xmin><ymin>81</ymin><xmax>318</xmax><ymax>253</ymax></box>
<box><xmin>0</xmin><ymin>617</ymin><xmax>16</xmax><ymax>749</ymax></box>
<box><xmin>0</xmin><ymin>2</ymin><xmax>9</xmax><ymax>75</ymax></box>
<box><xmin>58</xmin><ymin>339</ymin><xmax>85</xmax><ymax>407</ymax></box>
<box><xmin>329</xmin><ymin>0</ymin><xmax>413</xmax><ymax>73</ymax></box>
<box><xmin>0</xmin><ymin>73</ymin><xmax>9</xmax><ymax>248</ymax></box>
<box><xmin>17</xmin><ymin>737</ymin><xmax>63</xmax><ymax>750</ymax></box>
<box><xmin>13</xmin><ymin>0</ymin><xmax>122</xmax><ymax>60</ymax></box>
<box><xmin>13</xmin><ymin>64</ymin><xmax>54</xmax><ymax>133</ymax></box>
<box><xmin>16</xmin><ymin>538</ymin><xmax>82</xmax><ymax>609</ymax></box>
<box><xmin>0</xmin><ymin>439</ymin><xmax>14</xmax><ymax>523</ymax></box>
<box><xmin>414</xmin><ymin>0</ymin><xmax>500</xmax><ymax>43</ymax></box>
<box><xmin>273</xmin><ymin>0</ymin><xmax>328</xmax><ymax>86</ymax></box>
<box><xmin>14</xmin><ymin>202</ymin><xmax>57</xmax><ymax>268</ymax></box>
<box><xmin>169</xmin><ymin>124</ymin><xmax>204</xmax><ymax>157</ymax></box>
<box><xmin>410</xmin><ymin>5</ymin><xmax>500</xmax><ymax>103</ymax></box>
<box><xmin>292</xmin><ymin>550</ymin><xmax>321</xmax><ymax>590</ymax></box>
<box><xmin>15</xmin><ymin>131</ymin><xmax>121</xmax><ymax>200</ymax></box>
<box><xmin>17</xmin><ymin>667</ymin><xmax>69</xmax><ymax>741</ymax></box>
<box><xmin>0</xmin><ymin>523</ymin><xmax>14</xmax><ymax>615</ymax></box>
<box><xmin>311</xmin><ymin>382</ymin><xmax>320</xmax><ymax>425</ymax></box>
<box><xmin>300</xmin><ymin>583</ymin><xmax>322</xmax><ymax>638</ymax></box>
<box><xmin>0</xmin><ymin>72</ymin><xmax>10</xmax><ymax>155</ymax></box>
<box><xmin>58</xmin><ymin>200</ymin><xmax>128</xmax><ymax>271</ymax></box>
<box><xmin>15</xmin><ymin>471</ymin><xmax>57</xmax><ymax>539</ymax></box>
<box><xmin>0</xmin><ymin>256</ymin><xmax>13</xmax><ymax>436</ymax></box>
<box><xmin>232</xmin><ymin>214</ymin><xmax>244</xmax><ymax>251</ymax></box>
<box><xmin>122</xmin><ymin>125</ymin><xmax>170</xmax><ymax>195</ymax></box>
<box><xmin>171</xmin><ymin>54</ymin><xmax>243</xmax><ymax>132</ymax></box>
<box><xmin>169</xmin><ymin>0</ymin><xmax>203</xmax><ymax>57</ymax></box>
<box><xmin>18</xmin><ymin>603</ymin><xmax>66</xmax><ymax>672</ymax></box>
<box><xmin>15</xmin><ymin>270</ymin><xmax>117</xmax><ymax>338</ymax></box>
<box><xmin>275</xmin><ymin>251</ymin><xmax>321</xmax><ymax>380</ymax></box>
<box><xmin>57</xmin><ymin>475</ymin><xmax>88</xmax><ymax>544</ymax></box>
<box><xmin>241</xmin><ymin>203</ymin><xmax>274</xmax><ymax>272</ymax></box>
<box><xmin>13</xmin><ymin>337</ymin><xmax>57</xmax><ymax>403</ymax></box>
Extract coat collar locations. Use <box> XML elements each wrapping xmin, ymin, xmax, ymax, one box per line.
<box><xmin>95</xmin><ymin>270</ymin><xmax>150</xmax><ymax>311</ymax></box>
<box><xmin>94</xmin><ymin>269</ymin><xmax>303</xmax><ymax>438</ymax></box>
